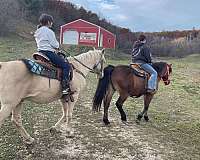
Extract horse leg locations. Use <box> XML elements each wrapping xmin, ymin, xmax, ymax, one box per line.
<box><xmin>137</xmin><ymin>94</ymin><xmax>154</xmax><ymax>122</ymax></box>
<box><xmin>54</xmin><ymin>92</ymin><xmax>79</xmax><ymax>136</ymax></box>
<box><xmin>103</xmin><ymin>86</ymin><xmax>114</xmax><ymax>125</ymax></box>
<box><xmin>50</xmin><ymin>101</ymin><xmax>68</xmax><ymax>133</ymax></box>
<box><xmin>116</xmin><ymin>94</ymin><xmax>128</xmax><ymax>122</ymax></box>
<box><xmin>11</xmin><ymin>103</ymin><xmax>34</xmax><ymax>144</ymax></box>
<box><xmin>0</xmin><ymin>103</ymin><xmax>14</xmax><ymax>128</ymax></box>
<box><xmin>65</xmin><ymin>102</ymin><xmax>74</xmax><ymax>136</ymax></box>
<box><xmin>143</xmin><ymin>94</ymin><xmax>154</xmax><ymax>121</ymax></box>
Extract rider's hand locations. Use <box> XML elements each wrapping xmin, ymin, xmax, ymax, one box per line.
<box><xmin>55</xmin><ymin>48</ymin><xmax>60</xmax><ymax>54</ymax></box>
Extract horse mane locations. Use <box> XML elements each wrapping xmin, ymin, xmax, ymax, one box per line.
<box><xmin>152</xmin><ymin>62</ymin><xmax>167</xmax><ymax>76</ymax></box>
<box><xmin>73</xmin><ymin>50</ymin><xmax>101</xmax><ymax>62</ymax></box>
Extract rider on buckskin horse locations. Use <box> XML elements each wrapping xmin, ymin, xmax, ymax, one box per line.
<box><xmin>132</xmin><ymin>34</ymin><xmax>158</xmax><ymax>93</ymax></box>
<box><xmin>34</xmin><ymin>13</ymin><xmax>72</xmax><ymax>98</ymax></box>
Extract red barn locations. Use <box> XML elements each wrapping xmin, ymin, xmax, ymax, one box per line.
<box><xmin>60</xmin><ymin>19</ymin><xmax>116</xmax><ymax>48</ymax></box>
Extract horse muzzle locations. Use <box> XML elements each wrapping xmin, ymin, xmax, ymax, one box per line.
<box><xmin>163</xmin><ymin>79</ymin><xmax>170</xmax><ymax>85</ymax></box>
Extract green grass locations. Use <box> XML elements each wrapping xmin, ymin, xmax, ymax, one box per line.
<box><xmin>116</xmin><ymin>55</ymin><xmax>200</xmax><ymax>159</ymax></box>
<box><xmin>105</xmin><ymin>54</ymin><xmax>200</xmax><ymax>159</ymax></box>
<box><xmin>0</xmin><ymin>36</ymin><xmax>200</xmax><ymax>159</ymax></box>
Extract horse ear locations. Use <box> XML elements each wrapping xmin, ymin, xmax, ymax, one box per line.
<box><xmin>102</xmin><ymin>48</ymin><xmax>105</xmax><ymax>54</ymax></box>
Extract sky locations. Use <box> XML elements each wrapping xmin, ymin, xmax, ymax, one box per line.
<box><xmin>66</xmin><ymin>0</ymin><xmax>200</xmax><ymax>32</ymax></box>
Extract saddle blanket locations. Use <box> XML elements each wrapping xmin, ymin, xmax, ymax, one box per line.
<box><xmin>22</xmin><ymin>59</ymin><xmax>62</xmax><ymax>81</ymax></box>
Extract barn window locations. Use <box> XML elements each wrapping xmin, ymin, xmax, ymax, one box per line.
<box><xmin>108</xmin><ymin>38</ymin><xmax>111</xmax><ymax>43</ymax></box>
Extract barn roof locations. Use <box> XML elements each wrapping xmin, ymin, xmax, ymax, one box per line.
<box><xmin>61</xmin><ymin>19</ymin><xmax>116</xmax><ymax>37</ymax></box>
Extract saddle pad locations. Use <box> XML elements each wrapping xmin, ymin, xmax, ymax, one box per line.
<box><xmin>22</xmin><ymin>59</ymin><xmax>62</xmax><ymax>81</ymax></box>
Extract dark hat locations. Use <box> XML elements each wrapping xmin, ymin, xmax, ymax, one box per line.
<box><xmin>138</xmin><ymin>34</ymin><xmax>146</xmax><ymax>41</ymax></box>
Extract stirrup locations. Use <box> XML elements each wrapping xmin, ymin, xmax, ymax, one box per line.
<box><xmin>62</xmin><ymin>89</ymin><xmax>69</xmax><ymax>95</ymax></box>
<box><xmin>62</xmin><ymin>89</ymin><xmax>75</xmax><ymax>102</ymax></box>
<box><xmin>146</xmin><ymin>89</ymin><xmax>156</xmax><ymax>93</ymax></box>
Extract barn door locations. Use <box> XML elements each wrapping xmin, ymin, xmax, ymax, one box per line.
<box><xmin>63</xmin><ymin>30</ymin><xmax>79</xmax><ymax>45</ymax></box>
<box><xmin>99</xmin><ymin>34</ymin><xmax>103</xmax><ymax>47</ymax></box>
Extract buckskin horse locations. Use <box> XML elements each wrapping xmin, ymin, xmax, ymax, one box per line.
<box><xmin>0</xmin><ymin>48</ymin><xmax>105</xmax><ymax>144</ymax></box>
<box><xmin>93</xmin><ymin>62</ymin><xmax>172</xmax><ymax>125</ymax></box>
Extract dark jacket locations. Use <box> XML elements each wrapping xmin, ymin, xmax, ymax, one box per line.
<box><xmin>131</xmin><ymin>41</ymin><xmax>152</xmax><ymax>64</ymax></box>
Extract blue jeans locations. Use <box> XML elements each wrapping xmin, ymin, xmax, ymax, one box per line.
<box><xmin>141</xmin><ymin>63</ymin><xmax>157</xmax><ymax>90</ymax></box>
<box><xmin>39</xmin><ymin>50</ymin><xmax>70</xmax><ymax>81</ymax></box>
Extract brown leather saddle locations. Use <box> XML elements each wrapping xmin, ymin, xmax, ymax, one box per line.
<box><xmin>32</xmin><ymin>52</ymin><xmax>73</xmax><ymax>81</ymax></box>
<box><xmin>130</xmin><ymin>63</ymin><xmax>150</xmax><ymax>90</ymax></box>
<box><xmin>130</xmin><ymin>63</ymin><xmax>149</xmax><ymax>78</ymax></box>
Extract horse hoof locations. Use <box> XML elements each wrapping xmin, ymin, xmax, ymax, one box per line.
<box><xmin>136</xmin><ymin>114</ymin><xmax>143</xmax><ymax>120</ymax></box>
<box><xmin>64</xmin><ymin>130</ymin><xmax>75</xmax><ymax>138</ymax></box>
<box><xmin>135</xmin><ymin>119</ymin><xmax>141</xmax><ymax>124</ymax></box>
<box><xmin>103</xmin><ymin>119</ymin><xmax>110</xmax><ymax>126</ymax></box>
<box><xmin>122</xmin><ymin>121</ymin><xmax>129</xmax><ymax>125</ymax></box>
<box><xmin>66</xmin><ymin>134</ymin><xmax>75</xmax><ymax>138</ymax></box>
<box><xmin>121</xmin><ymin>117</ymin><xmax>127</xmax><ymax>122</ymax></box>
<box><xmin>144</xmin><ymin>116</ymin><xmax>149</xmax><ymax>122</ymax></box>
<box><xmin>24</xmin><ymin>137</ymin><xmax>35</xmax><ymax>145</ymax></box>
<box><xmin>66</xmin><ymin>133</ymin><xmax>75</xmax><ymax>138</ymax></box>
<box><xmin>50</xmin><ymin>127</ymin><xmax>62</xmax><ymax>134</ymax></box>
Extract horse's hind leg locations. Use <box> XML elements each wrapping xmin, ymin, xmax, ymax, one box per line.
<box><xmin>11</xmin><ymin>103</ymin><xmax>34</xmax><ymax>144</ymax></box>
<box><xmin>137</xmin><ymin>94</ymin><xmax>154</xmax><ymax>122</ymax></box>
<box><xmin>116</xmin><ymin>94</ymin><xmax>128</xmax><ymax>122</ymax></box>
<box><xmin>103</xmin><ymin>86</ymin><xmax>114</xmax><ymax>125</ymax></box>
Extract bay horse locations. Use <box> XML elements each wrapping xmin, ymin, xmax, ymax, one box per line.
<box><xmin>0</xmin><ymin>49</ymin><xmax>105</xmax><ymax>144</ymax></box>
<box><xmin>93</xmin><ymin>62</ymin><xmax>172</xmax><ymax>125</ymax></box>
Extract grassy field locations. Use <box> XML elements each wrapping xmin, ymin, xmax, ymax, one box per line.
<box><xmin>0</xmin><ymin>36</ymin><xmax>200</xmax><ymax>160</ymax></box>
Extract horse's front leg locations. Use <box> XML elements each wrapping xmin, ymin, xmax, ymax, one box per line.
<box><xmin>50</xmin><ymin>100</ymin><xmax>68</xmax><ymax>133</ymax></box>
<box><xmin>136</xmin><ymin>94</ymin><xmax>154</xmax><ymax>123</ymax></box>
<box><xmin>63</xmin><ymin>92</ymin><xmax>79</xmax><ymax>137</ymax></box>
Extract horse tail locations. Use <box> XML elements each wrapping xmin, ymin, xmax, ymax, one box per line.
<box><xmin>92</xmin><ymin>65</ymin><xmax>115</xmax><ymax>112</ymax></box>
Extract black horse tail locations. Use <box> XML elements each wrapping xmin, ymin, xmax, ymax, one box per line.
<box><xmin>92</xmin><ymin>65</ymin><xmax>115</xmax><ymax>112</ymax></box>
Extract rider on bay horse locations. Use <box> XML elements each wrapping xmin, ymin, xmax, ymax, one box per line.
<box><xmin>132</xmin><ymin>34</ymin><xmax>158</xmax><ymax>93</ymax></box>
<box><xmin>34</xmin><ymin>13</ymin><xmax>72</xmax><ymax>98</ymax></box>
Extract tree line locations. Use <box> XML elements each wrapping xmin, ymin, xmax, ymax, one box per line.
<box><xmin>0</xmin><ymin>0</ymin><xmax>199</xmax><ymax>57</ymax></box>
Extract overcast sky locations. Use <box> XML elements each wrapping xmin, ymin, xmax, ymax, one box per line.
<box><xmin>66</xmin><ymin>0</ymin><xmax>200</xmax><ymax>32</ymax></box>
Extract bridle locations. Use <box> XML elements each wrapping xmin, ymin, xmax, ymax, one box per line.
<box><xmin>71</xmin><ymin>53</ymin><xmax>105</xmax><ymax>78</ymax></box>
<box><xmin>92</xmin><ymin>54</ymin><xmax>104</xmax><ymax>75</ymax></box>
<box><xmin>61</xmin><ymin>48</ymin><xmax>105</xmax><ymax>78</ymax></box>
<box><xmin>161</xmin><ymin>64</ymin><xmax>171</xmax><ymax>85</ymax></box>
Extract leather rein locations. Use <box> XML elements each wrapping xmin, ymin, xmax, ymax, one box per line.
<box><xmin>62</xmin><ymin>49</ymin><xmax>104</xmax><ymax>79</ymax></box>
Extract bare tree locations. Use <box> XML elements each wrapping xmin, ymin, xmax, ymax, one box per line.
<box><xmin>0</xmin><ymin>0</ymin><xmax>22</xmax><ymax>35</ymax></box>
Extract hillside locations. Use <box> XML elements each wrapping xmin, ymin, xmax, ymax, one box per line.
<box><xmin>0</xmin><ymin>36</ymin><xmax>200</xmax><ymax>159</ymax></box>
<box><xmin>1</xmin><ymin>0</ymin><xmax>200</xmax><ymax>57</ymax></box>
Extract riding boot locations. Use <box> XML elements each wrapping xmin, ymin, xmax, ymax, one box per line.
<box><xmin>61</xmin><ymin>80</ymin><xmax>74</xmax><ymax>102</ymax></box>
<box><xmin>61</xmin><ymin>79</ymin><xmax>69</xmax><ymax>95</ymax></box>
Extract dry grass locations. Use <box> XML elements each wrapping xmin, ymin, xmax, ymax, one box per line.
<box><xmin>0</xmin><ymin>37</ymin><xmax>200</xmax><ymax>160</ymax></box>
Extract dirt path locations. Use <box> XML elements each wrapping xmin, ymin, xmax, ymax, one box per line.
<box><xmin>2</xmin><ymin>69</ymin><xmax>199</xmax><ymax>160</ymax></box>
<box><xmin>13</xmin><ymin>82</ymin><xmax>175</xmax><ymax>160</ymax></box>
<box><xmin>52</xmin><ymin>103</ymin><xmax>172</xmax><ymax>160</ymax></box>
